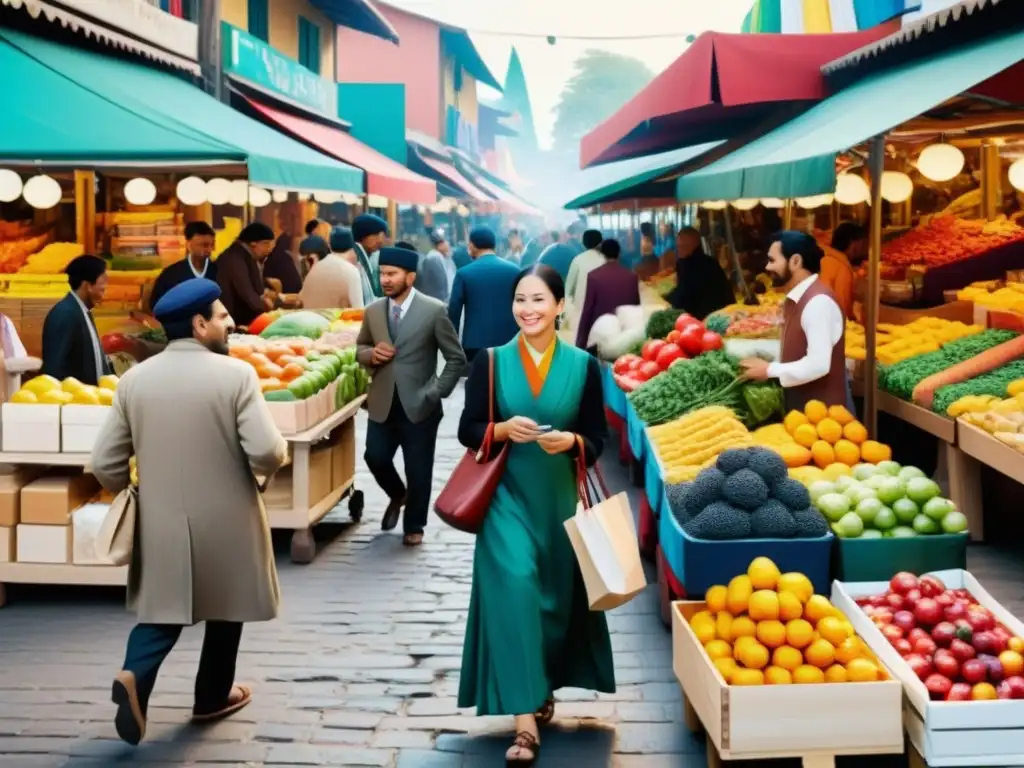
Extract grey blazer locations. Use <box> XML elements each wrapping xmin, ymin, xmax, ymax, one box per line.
<box><xmin>356</xmin><ymin>292</ymin><xmax>467</xmax><ymax>424</ymax></box>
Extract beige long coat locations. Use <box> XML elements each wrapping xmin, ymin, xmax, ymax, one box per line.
<box><xmin>91</xmin><ymin>339</ymin><xmax>288</xmax><ymax>625</ymax></box>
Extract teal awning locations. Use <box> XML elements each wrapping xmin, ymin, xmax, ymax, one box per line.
<box><xmin>564</xmin><ymin>142</ymin><xmax>722</xmax><ymax>210</ymax></box>
<box><xmin>676</xmin><ymin>28</ymin><xmax>1024</xmax><ymax>202</ymax></box>
<box><xmin>2</xmin><ymin>30</ymin><xmax>364</xmax><ymax>193</ymax></box>
<box><xmin>0</xmin><ymin>37</ymin><xmax>238</xmax><ymax>164</ymax></box>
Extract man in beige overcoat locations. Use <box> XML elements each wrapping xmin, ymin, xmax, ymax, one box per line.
<box><xmin>91</xmin><ymin>278</ymin><xmax>288</xmax><ymax>746</ymax></box>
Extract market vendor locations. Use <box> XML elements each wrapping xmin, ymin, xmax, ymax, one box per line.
<box><xmin>216</xmin><ymin>222</ymin><xmax>278</xmax><ymax>329</ymax></box>
<box><xmin>666</xmin><ymin>227</ymin><xmax>735</xmax><ymax>320</ymax></box>
<box><xmin>821</xmin><ymin>221</ymin><xmax>867</xmax><ymax>320</ymax></box>
<box><xmin>740</xmin><ymin>231</ymin><xmax>850</xmax><ymax>412</ymax></box>
<box><xmin>148</xmin><ymin>221</ymin><xmax>217</xmax><ymax>312</ymax></box>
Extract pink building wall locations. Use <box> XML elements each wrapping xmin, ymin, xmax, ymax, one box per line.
<box><xmin>336</xmin><ymin>4</ymin><xmax>442</xmax><ymax>140</ymax></box>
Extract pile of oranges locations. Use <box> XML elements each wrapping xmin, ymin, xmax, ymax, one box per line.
<box><xmin>689</xmin><ymin>557</ymin><xmax>886</xmax><ymax>686</ymax></box>
<box><xmin>781</xmin><ymin>400</ymin><xmax>892</xmax><ymax>469</ymax></box>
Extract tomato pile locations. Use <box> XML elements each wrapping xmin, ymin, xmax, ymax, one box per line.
<box><xmin>612</xmin><ymin>313</ymin><xmax>724</xmax><ymax>392</ymax></box>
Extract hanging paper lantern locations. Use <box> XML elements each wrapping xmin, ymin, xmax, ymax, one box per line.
<box><xmin>917</xmin><ymin>143</ymin><xmax>964</xmax><ymax>182</ymax></box>
<box><xmin>0</xmin><ymin>170</ymin><xmax>23</xmax><ymax>203</ymax></box>
<box><xmin>314</xmin><ymin>191</ymin><xmax>340</xmax><ymax>204</ymax></box>
<box><xmin>296</xmin><ymin>192</ymin><xmax>312</xmax><ymax>202</ymax></box>
<box><xmin>880</xmin><ymin>171</ymin><xmax>914</xmax><ymax>203</ymax></box>
<box><xmin>834</xmin><ymin>174</ymin><xmax>870</xmax><ymax>205</ymax></box>
<box><xmin>22</xmin><ymin>175</ymin><xmax>62</xmax><ymax>209</ymax></box>
<box><xmin>206</xmin><ymin>178</ymin><xmax>232</xmax><ymax>205</ymax></box>
<box><xmin>731</xmin><ymin>199</ymin><xmax>759</xmax><ymax>210</ymax></box>
<box><xmin>176</xmin><ymin>176</ymin><xmax>207</xmax><ymax>206</ymax></box>
<box><xmin>1008</xmin><ymin>159</ymin><xmax>1024</xmax><ymax>192</ymax></box>
<box><xmin>248</xmin><ymin>187</ymin><xmax>272</xmax><ymax>207</ymax></box>
<box><xmin>271</xmin><ymin>189</ymin><xmax>289</xmax><ymax>204</ymax></box>
<box><xmin>228</xmin><ymin>180</ymin><xmax>250</xmax><ymax>207</ymax></box>
<box><xmin>760</xmin><ymin>198</ymin><xmax>785</xmax><ymax>208</ymax></box>
<box><xmin>124</xmin><ymin>178</ymin><xmax>157</xmax><ymax>206</ymax></box>
<box><xmin>701</xmin><ymin>200</ymin><xmax>727</xmax><ymax>210</ymax></box>
<box><xmin>795</xmin><ymin>194</ymin><xmax>834</xmax><ymax>209</ymax></box>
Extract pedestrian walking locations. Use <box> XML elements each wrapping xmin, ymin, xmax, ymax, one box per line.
<box><xmin>563</xmin><ymin>228</ymin><xmax>605</xmax><ymax>332</ymax></box>
<box><xmin>357</xmin><ymin>247</ymin><xmax>466</xmax><ymax>546</ymax></box>
<box><xmin>456</xmin><ymin>264</ymin><xmax>615</xmax><ymax>766</ymax></box>
<box><xmin>352</xmin><ymin>213</ymin><xmax>389</xmax><ymax>298</ymax></box>
<box><xmin>538</xmin><ymin>222</ymin><xmax>585</xmax><ymax>282</ymax></box>
<box><xmin>574</xmin><ymin>238</ymin><xmax>641</xmax><ymax>352</ymax></box>
<box><xmin>447</xmin><ymin>227</ymin><xmax>520</xmax><ymax>364</ymax></box>
<box><xmin>414</xmin><ymin>229</ymin><xmax>454</xmax><ymax>303</ymax></box>
<box><xmin>90</xmin><ymin>278</ymin><xmax>288</xmax><ymax>747</ymax></box>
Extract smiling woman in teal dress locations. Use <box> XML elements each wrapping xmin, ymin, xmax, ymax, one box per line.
<box><xmin>457</xmin><ymin>264</ymin><xmax>615</xmax><ymax>766</ymax></box>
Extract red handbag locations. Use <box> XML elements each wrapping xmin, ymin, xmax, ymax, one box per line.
<box><xmin>434</xmin><ymin>350</ymin><xmax>509</xmax><ymax>533</ymax></box>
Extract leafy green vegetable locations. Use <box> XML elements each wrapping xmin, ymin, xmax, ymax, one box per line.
<box><xmin>705</xmin><ymin>312</ymin><xmax>731</xmax><ymax>335</ymax></box>
<box><xmin>932</xmin><ymin>358</ymin><xmax>1024</xmax><ymax>414</ymax></box>
<box><xmin>628</xmin><ymin>350</ymin><xmax>741</xmax><ymax>425</ymax></box>
<box><xmin>742</xmin><ymin>381</ymin><xmax>784</xmax><ymax>425</ymax></box>
<box><xmin>645</xmin><ymin>308</ymin><xmax>683</xmax><ymax>340</ymax></box>
<box><xmin>260</xmin><ymin>311</ymin><xmax>332</xmax><ymax>340</ymax></box>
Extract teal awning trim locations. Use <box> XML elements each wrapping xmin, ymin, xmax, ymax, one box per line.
<box><xmin>676</xmin><ymin>28</ymin><xmax>1024</xmax><ymax>202</ymax></box>
<box><xmin>2</xmin><ymin>30</ymin><xmax>364</xmax><ymax>193</ymax></box>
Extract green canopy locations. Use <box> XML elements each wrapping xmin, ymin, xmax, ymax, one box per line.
<box><xmin>2</xmin><ymin>30</ymin><xmax>363</xmax><ymax>193</ymax></box>
<box><xmin>564</xmin><ymin>142</ymin><xmax>722</xmax><ymax>210</ymax></box>
<box><xmin>676</xmin><ymin>28</ymin><xmax>1024</xmax><ymax>202</ymax></box>
<box><xmin>0</xmin><ymin>38</ymin><xmax>237</xmax><ymax>164</ymax></box>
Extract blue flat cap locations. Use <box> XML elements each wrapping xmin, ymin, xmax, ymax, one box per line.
<box><xmin>329</xmin><ymin>226</ymin><xmax>354</xmax><ymax>253</ymax></box>
<box><xmin>352</xmin><ymin>213</ymin><xmax>388</xmax><ymax>241</ymax></box>
<box><xmin>378</xmin><ymin>246</ymin><xmax>418</xmax><ymax>273</ymax></box>
<box><xmin>299</xmin><ymin>234</ymin><xmax>330</xmax><ymax>257</ymax></box>
<box><xmin>153</xmin><ymin>278</ymin><xmax>221</xmax><ymax>324</ymax></box>
<box><xmin>469</xmin><ymin>227</ymin><xmax>496</xmax><ymax>250</ymax></box>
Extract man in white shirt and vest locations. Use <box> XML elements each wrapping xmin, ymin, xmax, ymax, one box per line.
<box><xmin>740</xmin><ymin>231</ymin><xmax>850</xmax><ymax>412</ymax></box>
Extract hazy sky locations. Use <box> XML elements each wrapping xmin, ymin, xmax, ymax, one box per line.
<box><xmin>384</xmin><ymin>0</ymin><xmax>753</xmax><ymax>148</ymax></box>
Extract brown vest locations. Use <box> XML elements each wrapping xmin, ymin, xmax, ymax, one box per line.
<box><xmin>780</xmin><ymin>278</ymin><xmax>847</xmax><ymax>412</ymax></box>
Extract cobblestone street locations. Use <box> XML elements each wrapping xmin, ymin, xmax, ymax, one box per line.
<box><xmin>0</xmin><ymin>385</ymin><xmax>693</xmax><ymax>768</ymax></box>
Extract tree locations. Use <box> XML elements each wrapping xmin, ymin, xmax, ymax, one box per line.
<box><xmin>551</xmin><ymin>50</ymin><xmax>654</xmax><ymax>156</ymax></box>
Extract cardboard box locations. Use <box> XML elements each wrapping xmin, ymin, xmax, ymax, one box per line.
<box><xmin>0</xmin><ymin>466</ymin><xmax>45</xmax><ymax>527</ymax></box>
<box><xmin>266</xmin><ymin>400</ymin><xmax>310</xmax><ymax>435</ymax></box>
<box><xmin>262</xmin><ymin>445</ymin><xmax>333</xmax><ymax>510</ymax></box>
<box><xmin>16</xmin><ymin>523</ymin><xmax>72</xmax><ymax>563</ymax></box>
<box><xmin>21</xmin><ymin>473</ymin><xmax>101</xmax><ymax>525</ymax></box>
<box><xmin>330</xmin><ymin>419</ymin><xmax>356</xmax><ymax>491</ymax></box>
<box><xmin>0</xmin><ymin>525</ymin><xmax>13</xmax><ymax>562</ymax></box>
<box><xmin>61</xmin><ymin>404</ymin><xmax>112</xmax><ymax>453</ymax></box>
<box><xmin>2</xmin><ymin>403</ymin><xmax>61</xmax><ymax>452</ymax></box>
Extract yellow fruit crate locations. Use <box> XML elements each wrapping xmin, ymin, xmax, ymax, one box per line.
<box><xmin>672</xmin><ymin>600</ymin><xmax>903</xmax><ymax>768</ymax></box>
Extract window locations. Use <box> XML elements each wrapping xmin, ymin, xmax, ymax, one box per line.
<box><xmin>298</xmin><ymin>16</ymin><xmax>321</xmax><ymax>75</ymax></box>
<box><xmin>247</xmin><ymin>0</ymin><xmax>269</xmax><ymax>42</ymax></box>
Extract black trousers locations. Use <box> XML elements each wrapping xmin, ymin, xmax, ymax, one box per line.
<box><xmin>122</xmin><ymin>621</ymin><xmax>242</xmax><ymax>715</ymax></box>
<box><xmin>364</xmin><ymin>396</ymin><xmax>442</xmax><ymax>534</ymax></box>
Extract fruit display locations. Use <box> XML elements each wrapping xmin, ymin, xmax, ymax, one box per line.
<box><xmin>809</xmin><ymin>462</ymin><xmax>967</xmax><ymax>540</ymax></box>
<box><xmin>958</xmin><ymin>281</ymin><xmax>1024</xmax><ymax>313</ymax></box>
<box><xmin>882</xmin><ymin>216</ymin><xmax>1024</xmax><ymax>269</ymax></box>
<box><xmin>228</xmin><ymin>336</ymin><xmax>367</xmax><ymax>405</ymax></box>
<box><xmin>878</xmin><ymin>329</ymin><xmax>1017</xmax><ymax>401</ymax></box>
<box><xmin>853</xmin><ymin>572</ymin><xmax>1024</xmax><ymax>700</ymax></box>
<box><xmin>645</xmin><ymin>307</ymin><xmax>685</xmax><ymax>340</ymax></box>
<box><xmin>780</xmin><ymin>400</ymin><xmax>891</xmax><ymax>469</ymax></box>
<box><xmin>648</xmin><ymin>406</ymin><xmax>753</xmax><ymax>484</ymax></box>
<box><xmin>0</xmin><ymin>229</ymin><xmax>51</xmax><ymax>273</ymax></box>
<box><xmin>957</xmin><ymin>387</ymin><xmax>1024</xmax><ymax>451</ymax></box>
<box><xmin>929</xmin><ymin>358</ymin><xmax>1024</xmax><ymax>416</ymax></box>
<box><xmin>907</xmin><ymin>334</ymin><xmax>1024</xmax><ymax>411</ymax></box>
<box><xmin>18</xmin><ymin>242</ymin><xmax>84</xmax><ymax>274</ymax></box>
<box><xmin>643</xmin><ymin>268</ymin><xmax>676</xmax><ymax>298</ymax></box>
<box><xmin>690</xmin><ymin>557</ymin><xmax>886</xmax><ymax>685</ymax></box>
<box><xmin>705</xmin><ymin>298</ymin><xmax>784</xmax><ymax>339</ymax></box>
<box><xmin>845</xmin><ymin>318</ymin><xmax>983</xmax><ymax>364</ymax></box>
<box><xmin>614</xmin><ymin>314</ymin><xmax>726</xmax><ymax>392</ymax></box>
<box><xmin>11</xmin><ymin>374</ymin><xmax>118</xmax><ymax>405</ymax></box>
<box><xmin>666</xmin><ymin>446</ymin><xmax>830</xmax><ymax>541</ymax></box>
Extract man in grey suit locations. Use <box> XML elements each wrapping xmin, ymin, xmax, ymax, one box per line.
<box><xmin>356</xmin><ymin>246</ymin><xmax>467</xmax><ymax>546</ymax></box>
<box><xmin>414</xmin><ymin>229</ymin><xmax>453</xmax><ymax>303</ymax></box>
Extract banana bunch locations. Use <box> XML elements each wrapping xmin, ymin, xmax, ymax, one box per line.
<box><xmin>129</xmin><ymin>455</ymin><xmax>139</xmax><ymax>487</ymax></box>
<box><xmin>20</xmin><ymin>242</ymin><xmax>84</xmax><ymax>274</ymax></box>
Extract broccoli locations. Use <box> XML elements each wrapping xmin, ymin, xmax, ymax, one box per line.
<box><xmin>683</xmin><ymin>501</ymin><xmax>752</xmax><ymax>541</ymax></box>
<box><xmin>716</xmin><ymin>448</ymin><xmax>750</xmax><ymax>475</ymax></box>
<box><xmin>721</xmin><ymin>469</ymin><xmax>769</xmax><ymax>511</ymax></box>
<box><xmin>666</xmin><ymin>482</ymin><xmax>693</xmax><ymax>522</ymax></box>
<box><xmin>750</xmin><ymin>499</ymin><xmax>798</xmax><ymax>538</ymax></box>
<box><xmin>792</xmin><ymin>507</ymin><xmax>830</xmax><ymax>538</ymax></box>
<box><xmin>686</xmin><ymin>468</ymin><xmax>726</xmax><ymax>515</ymax></box>
<box><xmin>772</xmin><ymin>477</ymin><xmax>812</xmax><ymax>511</ymax></box>
<box><xmin>746</xmin><ymin>447</ymin><xmax>788</xmax><ymax>485</ymax></box>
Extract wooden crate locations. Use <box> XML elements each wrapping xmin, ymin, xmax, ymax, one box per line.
<box><xmin>833</xmin><ymin>570</ymin><xmax>1024</xmax><ymax>766</ymax></box>
<box><xmin>672</xmin><ymin>600</ymin><xmax>904</xmax><ymax>768</ymax></box>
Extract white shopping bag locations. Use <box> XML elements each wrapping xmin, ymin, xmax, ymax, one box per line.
<box><xmin>564</xmin><ymin>489</ymin><xmax>647</xmax><ymax>611</ymax></box>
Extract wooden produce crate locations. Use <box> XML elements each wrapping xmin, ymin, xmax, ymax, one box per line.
<box><xmin>833</xmin><ymin>570</ymin><xmax>1024</xmax><ymax>766</ymax></box>
<box><xmin>957</xmin><ymin>420</ymin><xmax>1024</xmax><ymax>485</ymax></box>
<box><xmin>672</xmin><ymin>600</ymin><xmax>903</xmax><ymax>768</ymax></box>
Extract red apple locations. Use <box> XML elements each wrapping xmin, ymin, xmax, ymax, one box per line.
<box><xmin>908</xmin><ymin>628</ymin><xmax>931</xmax><ymax>645</ymax></box>
<box><xmin>904</xmin><ymin>588</ymin><xmax>923</xmax><ymax>609</ymax></box>
<box><xmin>974</xmin><ymin>631</ymin><xmax>999</xmax><ymax>656</ymax></box>
<box><xmin>931</xmin><ymin>622</ymin><xmax>957</xmax><ymax>648</ymax></box>
<box><xmin>914</xmin><ymin>636</ymin><xmax>938</xmax><ymax>658</ymax></box>
<box><xmin>935</xmin><ymin>592</ymin><xmax>954</xmax><ymax>609</ymax></box>
<box><xmin>893</xmin><ymin>611</ymin><xmax>917</xmax><ymax>633</ymax></box>
<box><xmin>953</xmin><ymin>588</ymin><xmax>972</xmax><ymax>600</ymax></box>
<box><xmin>944</xmin><ymin>602</ymin><xmax>967</xmax><ymax>622</ymax></box>
<box><xmin>990</xmin><ymin>628</ymin><xmax>1010</xmax><ymax>654</ymax></box>
<box><xmin>915</xmin><ymin>598</ymin><xmax>943</xmax><ymax>627</ymax></box>
<box><xmin>968</xmin><ymin>609</ymin><xmax>995</xmax><ymax>633</ymax></box>
<box><xmin>947</xmin><ymin>682</ymin><xmax>973</xmax><ymax>701</ymax></box>
<box><xmin>869</xmin><ymin>594</ymin><xmax>888</xmax><ymax>608</ymax></box>
<box><xmin>934</xmin><ymin>651</ymin><xmax>960</xmax><ymax>679</ymax></box>
<box><xmin>893</xmin><ymin>638</ymin><xmax>913</xmax><ymax>656</ymax></box>
<box><xmin>1004</xmin><ymin>675</ymin><xmax>1024</xmax><ymax>699</ymax></box>
<box><xmin>886</xmin><ymin>593</ymin><xmax>907</xmax><ymax>611</ymax></box>
<box><xmin>919</xmin><ymin>576</ymin><xmax>946</xmax><ymax>598</ymax></box>
<box><xmin>890</xmin><ymin>572</ymin><xmax>919</xmax><ymax>595</ymax></box>
<box><xmin>881</xmin><ymin>624</ymin><xmax>905</xmax><ymax>643</ymax></box>
<box><xmin>961</xmin><ymin>659</ymin><xmax>988</xmax><ymax>684</ymax></box>
<box><xmin>925</xmin><ymin>674</ymin><xmax>953</xmax><ymax>700</ymax></box>
<box><xmin>986</xmin><ymin>657</ymin><xmax>1005</xmax><ymax>684</ymax></box>
<box><xmin>998</xmin><ymin>681</ymin><xmax>1014</xmax><ymax>700</ymax></box>
<box><xmin>950</xmin><ymin>639</ymin><xmax>977</xmax><ymax>662</ymax></box>
<box><xmin>904</xmin><ymin>654</ymin><xmax>933</xmax><ymax>681</ymax></box>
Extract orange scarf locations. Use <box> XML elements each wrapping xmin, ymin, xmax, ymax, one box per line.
<box><xmin>518</xmin><ymin>334</ymin><xmax>556</xmax><ymax>397</ymax></box>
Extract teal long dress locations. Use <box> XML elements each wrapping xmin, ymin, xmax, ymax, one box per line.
<box><xmin>457</xmin><ymin>336</ymin><xmax>616</xmax><ymax>716</ymax></box>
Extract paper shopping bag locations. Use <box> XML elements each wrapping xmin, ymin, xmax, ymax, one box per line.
<box><xmin>564</xmin><ymin>491</ymin><xmax>647</xmax><ymax>611</ymax></box>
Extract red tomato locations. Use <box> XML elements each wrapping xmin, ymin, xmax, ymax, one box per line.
<box><xmin>678</xmin><ymin>325</ymin><xmax>705</xmax><ymax>357</ymax></box>
<box><xmin>701</xmin><ymin>331</ymin><xmax>724</xmax><ymax>352</ymax></box>
<box><xmin>613</xmin><ymin>355</ymin><xmax>638</xmax><ymax>375</ymax></box>
<box><xmin>641</xmin><ymin>339</ymin><xmax>666</xmax><ymax>362</ymax></box>
<box><xmin>639</xmin><ymin>361</ymin><xmax>662</xmax><ymax>381</ymax></box>
<box><xmin>655</xmin><ymin>343</ymin><xmax>684</xmax><ymax>370</ymax></box>
<box><xmin>665</xmin><ymin>330</ymin><xmax>682</xmax><ymax>344</ymax></box>
<box><xmin>627</xmin><ymin>357</ymin><xmax>643</xmax><ymax>371</ymax></box>
<box><xmin>674</xmin><ymin>313</ymin><xmax>701</xmax><ymax>333</ymax></box>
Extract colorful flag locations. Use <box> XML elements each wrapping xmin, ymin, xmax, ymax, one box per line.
<box><xmin>742</xmin><ymin>0</ymin><xmax>914</xmax><ymax>32</ymax></box>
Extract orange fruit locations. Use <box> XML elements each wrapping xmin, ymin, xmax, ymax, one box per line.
<box><xmin>772</xmin><ymin>645</ymin><xmax>803</xmax><ymax>672</ymax></box>
<box><xmin>730</xmin><ymin>616</ymin><xmax>757</xmax><ymax>640</ymax></box>
<box><xmin>828</xmin><ymin>405</ymin><xmax>855</xmax><ymax>425</ymax></box>
<box><xmin>777</xmin><ymin>573</ymin><xmax>814</xmax><ymax>604</ymax></box>
<box><xmin>845</xmin><ymin>657</ymin><xmax>880</xmax><ymax>682</ymax></box>
<box><xmin>705</xmin><ymin>640</ymin><xmax>733</xmax><ymax>660</ymax></box>
<box><xmin>706</xmin><ymin>585</ymin><xmax>728</xmax><ymax>613</ymax></box>
<box><xmin>778</xmin><ymin>443</ymin><xmax>812</xmax><ymax>468</ymax></box>
<box><xmin>824</xmin><ymin>664</ymin><xmax>848</xmax><ymax>683</ymax></box>
<box><xmin>748</xmin><ymin>557</ymin><xmax>781</xmax><ymax>590</ymax></box>
<box><xmin>804</xmin><ymin>595</ymin><xmax>835</xmax><ymax>625</ymax></box>
<box><xmin>833</xmin><ymin>439</ymin><xmax>860</xmax><ymax>466</ymax></box>
<box><xmin>1010</xmin><ymin>637</ymin><xmax>1024</xmax><ymax>653</ymax></box>
<box><xmin>804</xmin><ymin>400</ymin><xmax>828</xmax><ymax>424</ymax></box>
<box><xmin>731</xmin><ymin>668</ymin><xmax>765</xmax><ymax>686</ymax></box>
<box><xmin>805</xmin><ymin>638</ymin><xmax>836</xmax><ymax>669</ymax></box>
<box><xmin>756</xmin><ymin>620</ymin><xmax>787</xmax><ymax>649</ymax></box>
<box><xmin>764</xmin><ymin>666</ymin><xmax>792</xmax><ymax>685</ymax></box>
<box><xmin>280</xmin><ymin>362</ymin><xmax>306</xmax><ymax>381</ymax></box>
<box><xmin>816</xmin><ymin>418</ymin><xmax>843</xmax><ymax>444</ymax></box>
<box><xmin>793</xmin><ymin>664</ymin><xmax>825</xmax><ymax>684</ymax></box>
<box><xmin>811</xmin><ymin>440</ymin><xmax>836</xmax><ymax>468</ymax></box>
<box><xmin>817</xmin><ymin>616</ymin><xmax>852</xmax><ymax>647</ymax></box>
<box><xmin>737</xmin><ymin>641</ymin><xmax>770</xmax><ymax>670</ymax></box>
<box><xmin>727</xmin><ymin>575</ymin><xmax>753</xmax><ymax>615</ymax></box>
<box><xmin>843</xmin><ymin>420</ymin><xmax>868</xmax><ymax>445</ymax></box>
<box><xmin>834</xmin><ymin>636</ymin><xmax>868</xmax><ymax>665</ymax></box>
<box><xmin>784</xmin><ymin>409</ymin><xmax>810</xmax><ymax>435</ymax></box>
<box><xmin>999</xmin><ymin>651</ymin><xmax>1024</xmax><ymax>677</ymax></box>
<box><xmin>794</xmin><ymin>423</ymin><xmax>818</xmax><ymax>448</ymax></box>
<box><xmin>713</xmin><ymin>657</ymin><xmax>738</xmax><ymax>683</ymax></box>
<box><xmin>778</xmin><ymin>591</ymin><xmax>803</xmax><ymax>621</ymax></box>
<box><xmin>786</xmin><ymin>619</ymin><xmax>815</xmax><ymax>649</ymax></box>
<box><xmin>733</xmin><ymin>635</ymin><xmax>759</xmax><ymax>660</ymax></box>
<box><xmin>690</xmin><ymin>615</ymin><xmax>716</xmax><ymax>645</ymax></box>
<box><xmin>716</xmin><ymin>612</ymin><xmax>733</xmax><ymax>642</ymax></box>
<box><xmin>972</xmin><ymin>682</ymin><xmax>998</xmax><ymax>700</ymax></box>
<box><xmin>748</xmin><ymin>590</ymin><xmax>780</xmax><ymax>621</ymax></box>
<box><xmin>861</xmin><ymin>440</ymin><xmax>892</xmax><ymax>463</ymax></box>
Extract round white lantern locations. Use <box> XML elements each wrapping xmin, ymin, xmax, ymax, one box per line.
<box><xmin>228</xmin><ymin>180</ymin><xmax>250</xmax><ymax>207</ymax></box>
<box><xmin>206</xmin><ymin>178</ymin><xmax>232</xmax><ymax>206</ymax></box>
<box><xmin>917</xmin><ymin>143</ymin><xmax>964</xmax><ymax>182</ymax></box>
<box><xmin>701</xmin><ymin>200</ymin><xmax>727</xmax><ymax>210</ymax></box>
<box><xmin>271</xmin><ymin>189</ymin><xmax>289</xmax><ymax>204</ymax></box>
<box><xmin>175</xmin><ymin>176</ymin><xmax>207</xmax><ymax>206</ymax></box>
<box><xmin>731</xmin><ymin>198</ymin><xmax>759</xmax><ymax>210</ymax></box>
<box><xmin>22</xmin><ymin>175</ymin><xmax>62</xmax><ymax>209</ymax></box>
<box><xmin>795</xmin><ymin>193</ymin><xmax>834</xmax><ymax>209</ymax></box>
<box><xmin>760</xmin><ymin>198</ymin><xmax>785</xmax><ymax>208</ymax></box>
<box><xmin>314</xmin><ymin>191</ymin><xmax>340</xmax><ymax>204</ymax></box>
<box><xmin>1008</xmin><ymin>158</ymin><xmax>1024</xmax><ymax>192</ymax></box>
<box><xmin>124</xmin><ymin>177</ymin><xmax>157</xmax><ymax>206</ymax></box>
<box><xmin>834</xmin><ymin>174</ymin><xmax>870</xmax><ymax>205</ymax></box>
<box><xmin>248</xmin><ymin>187</ymin><xmax>271</xmax><ymax>207</ymax></box>
<box><xmin>880</xmin><ymin>171</ymin><xmax>914</xmax><ymax>203</ymax></box>
<box><xmin>0</xmin><ymin>170</ymin><xmax>23</xmax><ymax>203</ymax></box>
<box><xmin>296</xmin><ymin>192</ymin><xmax>312</xmax><ymax>202</ymax></box>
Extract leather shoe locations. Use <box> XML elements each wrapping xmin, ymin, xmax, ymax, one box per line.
<box><xmin>381</xmin><ymin>494</ymin><xmax>405</xmax><ymax>531</ymax></box>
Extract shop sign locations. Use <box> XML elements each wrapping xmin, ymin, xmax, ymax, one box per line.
<box><xmin>222</xmin><ymin>23</ymin><xmax>337</xmax><ymax>118</ymax></box>
<box><xmin>57</xmin><ymin>0</ymin><xmax>199</xmax><ymax>62</ymax></box>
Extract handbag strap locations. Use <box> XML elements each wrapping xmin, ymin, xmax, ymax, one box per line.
<box><xmin>476</xmin><ymin>350</ymin><xmax>498</xmax><ymax>462</ymax></box>
<box><xmin>575</xmin><ymin>435</ymin><xmax>593</xmax><ymax>510</ymax></box>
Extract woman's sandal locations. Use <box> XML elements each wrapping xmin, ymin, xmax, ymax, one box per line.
<box><xmin>535</xmin><ymin>697</ymin><xmax>555</xmax><ymax>726</ymax></box>
<box><xmin>505</xmin><ymin>730</ymin><xmax>541</xmax><ymax>766</ymax></box>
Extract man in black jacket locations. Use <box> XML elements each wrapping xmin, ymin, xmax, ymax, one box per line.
<box><xmin>666</xmin><ymin>227</ymin><xmax>735</xmax><ymax>320</ymax></box>
<box><xmin>148</xmin><ymin>221</ymin><xmax>217</xmax><ymax>312</ymax></box>
<box><xmin>42</xmin><ymin>254</ymin><xmax>113</xmax><ymax>385</ymax></box>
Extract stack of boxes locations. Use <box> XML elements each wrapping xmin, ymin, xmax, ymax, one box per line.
<box><xmin>1</xmin><ymin>402</ymin><xmax>110</xmax><ymax>453</ymax></box>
